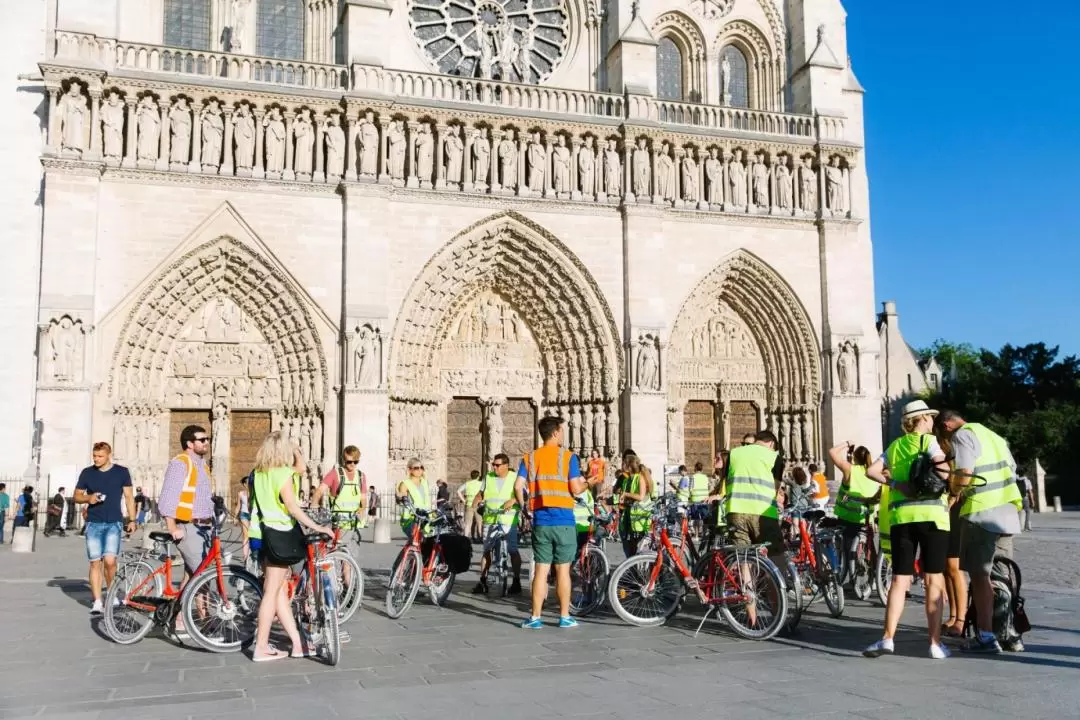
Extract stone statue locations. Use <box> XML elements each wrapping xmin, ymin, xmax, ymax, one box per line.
<box><xmin>101</xmin><ymin>91</ymin><xmax>125</xmax><ymax>160</ymax></box>
<box><xmin>135</xmin><ymin>96</ymin><xmax>160</xmax><ymax>161</ymax></box>
<box><xmin>728</xmin><ymin>149</ymin><xmax>747</xmax><ymax>206</ymax></box>
<box><xmin>472</xmin><ymin>128</ymin><xmax>490</xmax><ymax>189</ymax></box>
<box><xmin>592</xmin><ymin>404</ymin><xmax>605</xmax><ymax>450</ymax></box>
<box><xmin>775</xmin><ymin>156</ymin><xmax>793</xmax><ymax>209</ymax></box>
<box><xmin>720</xmin><ymin>54</ymin><xmax>731</xmax><ymax>103</ymax></box>
<box><xmin>478</xmin><ymin>29</ymin><xmax>495</xmax><ymax>80</ymax></box>
<box><xmin>604</xmin><ymin>139</ymin><xmax>620</xmax><ymax>196</ymax></box>
<box><xmin>635</xmin><ymin>336</ymin><xmax>659</xmax><ymax>391</ymax></box>
<box><xmin>353</xmin><ymin>325</ymin><xmax>380</xmax><ymax>387</ymax></box>
<box><xmin>232</xmin><ymin>102</ymin><xmax>255</xmax><ymax>170</ymax></box>
<box><xmin>578</xmin><ymin>136</ymin><xmax>595</xmax><ymax>195</ymax></box>
<box><xmin>705</xmin><ymin>147</ymin><xmax>722</xmax><ymax>204</ymax></box>
<box><xmin>667</xmin><ymin>408</ymin><xmax>684</xmax><ymax>461</ymax></box>
<box><xmin>497</xmin><ymin>24</ymin><xmax>518</xmax><ymax>81</ymax></box>
<box><xmin>682</xmin><ymin>152</ymin><xmax>698</xmax><ymax>202</ymax></box>
<box><xmin>552</xmin><ymin>135</ymin><xmax>570</xmax><ymax>194</ymax></box>
<box><xmin>200</xmin><ymin>99</ymin><xmax>224</xmax><ymax>168</ymax></box>
<box><xmin>415</xmin><ymin>122</ymin><xmax>434</xmax><ymax>184</ymax></box>
<box><xmin>751</xmin><ymin>152</ymin><xmax>769</xmax><ymax>207</ymax></box>
<box><xmin>49</xmin><ymin>317</ymin><xmax>81</xmax><ymax>382</ymax></box>
<box><xmin>168</xmin><ymin>97</ymin><xmax>192</xmax><ymax>165</ymax></box>
<box><xmin>527</xmin><ymin>132</ymin><xmax>546</xmax><ymax>191</ymax></box>
<box><xmin>58</xmin><ymin>81</ymin><xmax>88</xmax><ymax>153</ymax></box>
<box><xmin>826</xmin><ymin>155</ymin><xmax>845</xmax><ymax>212</ymax></box>
<box><xmin>443</xmin><ymin>125</ymin><xmax>463</xmax><ymax>184</ymax></box>
<box><xmin>263</xmin><ymin>107</ymin><xmax>286</xmax><ymax>174</ymax></box>
<box><xmin>292</xmin><ymin>108</ymin><xmax>314</xmax><ymax>176</ymax></box>
<box><xmin>837</xmin><ymin>342</ymin><xmax>856</xmax><ymax>394</ymax></box>
<box><xmin>655</xmin><ymin>142</ymin><xmax>674</xmax><ymax>200</ymax></box>
<box><xmin>357</xmin><ymin>111</ymin><xmax>379</xmax><ymax>176</ymax></box>
<box><xmin>231</xmin><ymin>0</ymin><xmax>251</xmax><ymax>52</ymax></box>
<box><xmin>498</xmin><ymin>129</ymin><xmax>517</xmax><ymax>190</ymax></box>
<box><xmin>799</xmin><ymin>156</ymin><xmax>817</xmax><ymax>211</ymax></box>
<box><xmin>632</xmin><ymin>138</ymin><xmax>650</xmax><ymax>197</ymax></box>
<box><xmin>486</xmin><ymin>399</ymin><xmax>504</xmax><ymax>462</ymax></box>
<box><xmin>387</xmin><ymin>120</ymin><xmax>406</xmax><ymax>180</ymax></box>
<box><xmin>324</xmin><ymin>112</ymin><xmax>345</xmax><ymax>177</ymax></box>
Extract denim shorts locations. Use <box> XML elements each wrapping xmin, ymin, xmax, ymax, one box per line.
<box><xmin>85</xmin><ymin>521</ymin><xmax>123</xmax><ymax>561</ymax></box>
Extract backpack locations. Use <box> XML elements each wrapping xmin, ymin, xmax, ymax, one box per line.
<box><xmin>964</xmin><ymin>555</ymin><xmax>1030</xmax><ymax>650</ymax></box>
<box><xmin>907</xmin><ymin>435</ymin><xmax>949</xmax><ymax>499</ymax></box>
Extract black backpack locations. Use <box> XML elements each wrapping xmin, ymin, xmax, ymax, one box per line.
<box><xmin>907</xmin><ymin>435</ymin><xmax>949</xmax><ymax>499</ymax></box>
<box><xmin>964</xmin><ymin>555</ymin><xmax>1031</xmax><ymax>649</ymax></box>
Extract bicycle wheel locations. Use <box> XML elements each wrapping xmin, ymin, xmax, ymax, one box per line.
<box><xmin>815</xmin><ymin>543</ymin><xmax>845</xmax><ymax>618</ymax></box>
<box><xmin>570</xmin><ymin>544</ymin><xmax>610</xmax><ymax>617</ymax></box>
<box><xmin>428</xmin><ymin>548</ymin><xmax>455</xmax><ymax>606</ymax></box>
<box><xmin>607</xmin><ymin>553</ymin><xmax>683</xmax><ymax>627</ymax></box>
<box><xmin>852</xmin><ymin>535</ymin><xmax>872</xmax><ymax>601</ymax></box>
<box><xmin>875</xmin><ymin>551</ymin><xmax>893</xmax><ymax>606</ymax></box>
<box><xmin>385</xmin><ymin>548</ymin><xmax>421</xmax><ymax>619</ymax></box>
<box><xmin>315</xmin><ymin>567</ymin><xmax>341</xmax><ymax>666</ymax></box>
<box><xmin>782</xmin><ymin>558</ymin><xmax>804</xmax><ymax>631</ymax></box>
<box><xmin>103</xmin><ymin>559</ymin><xmax>164</xmax><ymax>645</ymax></box>
<box><xmin>328</xmin><ymin>550</ymin><xmax>364</xmax><ymax>623</ymax></box>
<box><xmin>180</xmin><ymin>565</ymin><xmax>262</xmax><ymax>653</ymax></box>
<box><xmin>717</xmin><ymin>550</ymin><xmax>788</xmax><ymax>641</ymax></box>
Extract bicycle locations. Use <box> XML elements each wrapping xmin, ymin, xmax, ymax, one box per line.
<box><xmin>569</xmin><ymin>498</ymin><xmax>614</xmax><ymax>617</ymax></box>
<box><xmin>287</xmin><ymin>530</ymin><xmax>342</xmax><ymax>665</ymax></box>
<box><xmin>847</xmin><ymin>510</ymin><xmax>881</xmax><ymax>601</ymax></box>
<box><xmin>607</xmin><ymin>494</ymin><xmax>789</xmax><ymax>640</ymax></box>
<box><xmin>783</xmin><ymin>506</ymin><xmax>844</xmax><ymax>626</ymax></box>
<box><xmin>103</xmin><ymin>516</ymin><xmax>262</xmax><ymax>652</ymax></box>
<box><xmin>484</xmin><ymin>524</ymin><xmax>515</xmax><ymax>598</ymax></box>
<box><xmin>385</xmin><ymin>502</ymin><xmax>460</xmax><ymax>619</ymax></box>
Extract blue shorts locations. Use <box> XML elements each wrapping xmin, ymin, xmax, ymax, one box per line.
<box><xmin>239</xmin><ymin>512</ymin><xmax>251</xmax><ymax>522</ymax></box>
<box><xmin>85</xmin><ymin>521</ymin><xmax>123</xmax><ymax>561</ymax></box>
<box><xmin>483</xmin><ymin>523</ymin><xmax>519</xmax><ymax>553</ymax></box>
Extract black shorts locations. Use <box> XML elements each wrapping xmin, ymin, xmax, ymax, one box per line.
<box><xmin>890</xmin><ymin>521</ymin><xmax>948</xmax><ymax>576</ymax></box>
<box><xmin>946</xmin><ymin>502</ymin><xmax>963</xmax><ymax>559</ymax></box>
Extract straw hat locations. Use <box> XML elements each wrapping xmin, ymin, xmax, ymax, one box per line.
<box><xmin>900</xmin><ymin>400</ymin><xmax>938</xmax><ymax>421</ymax></box>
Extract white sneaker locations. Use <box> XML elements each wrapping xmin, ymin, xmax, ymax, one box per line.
<box><xmin>862</xmin><ymin>638</ymin><xmax>895</xmax><ymax>658</ymax></box>
<box><xmin>89</xmin><ymin>599</ymin><xmax>104</xmax><ymax>616</ymax></box>
<box><xmin>929</xmin><ymin>642</ymin><xmax>951</xmax><ymax>659</ymax></box>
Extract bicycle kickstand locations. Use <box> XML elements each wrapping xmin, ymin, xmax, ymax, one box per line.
<box><xmin>693</xmin><ymin>605</ymin><xmax>716</xmax><ymax>638</ymax></box>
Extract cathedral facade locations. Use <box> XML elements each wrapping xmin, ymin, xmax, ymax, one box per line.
<box><xmin>2</xmin><ymin>0</ymin><xmax>881</xmax><ymax>498</ymax></box>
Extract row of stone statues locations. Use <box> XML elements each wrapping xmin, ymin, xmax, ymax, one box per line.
<box><xmin>52</xmin><ymin>81</ymin><xmax>851</xmax><ymax>214</ymax></box>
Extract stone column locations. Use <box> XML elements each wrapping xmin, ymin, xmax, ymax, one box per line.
<box><xmin>210</xmin><ymin>404</ymin><xmax>232</xmax><ymax>497</ymax></box>
<box><xmin>46</xmin><ymin>88</ymin><xmax>60</xmax><ymax>154</ymax></box>
<box><xmin>543</xmin><ymin>136</ymin><xmax>554</xmax><ymax>198</ymax></box>
<box><xmin>570</xmin><ymin>137</ymin><xmax>581</xmax><ymax>201</ymax></box>
<box><xmin>156</xmin><ymin>102</ymin><xmax>170</xmax><ymax>171</ymax></box>
<box><xmin>517</xmin><ymin>134</ymin><xmax>527</xmax><ymax>196</ymax></box>
<box><xmin>405</xmin><ymin>121</ymin><xmax>419</xmax><ymax>188</ymax></box>
<box><xmin>283</xmin><ymin>111</ymin><xmax>296</xmax><ymax>181</ymax></box>
<box><xmin>434</xmin><ymin>124</ymin><xmax>446</xmax><ymax>188</ymax></box>
<box><xmin>651</xmin><ymin>145</ymin><xmax>662</xmax><ymax>204</ymax></box>
<box><xmin>122</xmin><ymin>98</ymin><xmax>137</xmax><ymax>168</ymax></box>
<box><xmin>482</xmin><ymin>397</ymin><xmax>504</xmax><ymax>465</ymax></box>
<box><xmin>623</xmin><ymin>141</ymin><xmax>634</xmax><ymax>203</ymax></box>
<box><xmin>221</xmin><ymin>107</ymin><xmax>235</xmax><ymax>176</ymax></box>
<box><xmin>697</xmin><ymin>148</ymin><xmax>708</xmax><ymax>210</ymax></box>
<box><xmin>313</xmin><ymin>116</ymin><xmax>325</xmax><ymax>183</ymax></box>
<box><xmin>845</xmin><ymin>160</ymin><xmax>856</xmax><ymax>219</ymax></box>
<box><xmin>344</xmin><ymin>112</ymin><xmax>357</xmax><ymax>181</ymax></box>
<box><xmin>462</xmin><ymin>128</ymin><xmax>474</xmax><ymax>192</ymax></box>
<box><xmin>489</xmin><ymin>129</ymin><xmax>501</xmax><ymax>193</ymax></box>
<box><xmin>378</xmin><ymin>120</ymin><xmax>390</xmax><ymax>184</ymax></box>
<box><xmin>816</xmin><ymin>155</ymin><xmax>826</xmax><ymax>217</ymax></box>
<box><xmin>252</xmin><ymin>109</ymin><xmax>265</xmax><ymax>179</ymax></box>
<box><xmin>188</xmin><ymin>103</ymin><xmax>202</xmax><ymax>173</ymax></box>
<box><xmin>88</xmin><ymin>90</ymin><xmax>102</xmax><ymax>159</ymax></box>
<box><xmin>721</xmin><ymin>151</ymin><xmax>731</xmax><ymax>210</ymax></box>
<box><xmin>672</xmin><ymin>147</ymin><xmax>683</xmax><ymax>208</ymax></box>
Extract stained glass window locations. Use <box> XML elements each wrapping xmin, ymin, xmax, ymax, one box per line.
<box><xmin>164</xmin><ymin>0</ymin><xmax>211</xmax><ymax>51</ymax></box>
<box><xmin>256</xmin><ymin>0</ymin><xmax>305</xmax><ymax>61</ymax></box>
<box><xmin>721</xmin><ymin>45</ymin><xmax>750</xmax><ymax>108</ymax></box>
<box><xmin>656</xmin><ymin>37</ymin><xmax>684</xmax><ymax>101</ymax></box>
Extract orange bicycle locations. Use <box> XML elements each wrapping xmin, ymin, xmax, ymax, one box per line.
<box><xmin>385</xmin><ymin>501</ymin><xmax>470</xmax><ymax>618</ymax></box>
<box><xmin>783</xmin><ymin>506</ymin><xmax>844</xmax><ymax>627</ymax></box>
<box><xmin>103</xmin><ymin>513</ymin><xmax>262</xmax><ymax>652</ymax></box>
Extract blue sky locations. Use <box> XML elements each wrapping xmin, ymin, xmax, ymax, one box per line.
<box><xmin>845</xmin><ymin>0</ymin><xmax>1079</xmax><ymax>358</ymax></box>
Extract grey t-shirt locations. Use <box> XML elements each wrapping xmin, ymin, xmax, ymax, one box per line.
<box><xmin>953</xmin><ymin>427</ymin><xmax>1021</xmax><ymax>535</ymax></box>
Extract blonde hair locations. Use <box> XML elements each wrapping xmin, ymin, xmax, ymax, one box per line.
<box><xmin>901</xmin><ymin>415</ymin><xmax>927</xmax><ymax>434</ymax></box>
<box><xmin>254</xmin><ymin>431</ymin><xmax>297</xmax><ymax>472</ymax></box>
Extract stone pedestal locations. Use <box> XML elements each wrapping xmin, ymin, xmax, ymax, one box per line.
<box><xmin>11</xmin><ymin>526</ymin><xmax>34</xmax><ymax>552</ymax></box>
<box><xmin>373</xmin><ymin>517</ymin><xmax>392</xmax><ymax>544</ymax></box>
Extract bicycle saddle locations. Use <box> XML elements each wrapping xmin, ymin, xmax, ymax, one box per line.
<box><xmin>149</xmin><ymin>531</ymin><xmax>174</xmax><ymax>543</ymax></box>
<box><xmin>305</xmin><ymin>532</ymin><xmax>333</xmax><ymax>544</ymax></box>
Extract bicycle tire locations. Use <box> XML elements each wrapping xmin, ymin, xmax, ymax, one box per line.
<box><xmin>852</xmin><ymin>535</ymin><xmax>872</xmax><ymax>601</ymax></box>
<box><xmin>329</xmin><ymin>550</ymin><xmax>364</xmax><ymax>623</ymax></box>
<box><xmin>607</xmin><ymin>552</ymin><xmax>683</xmax><ymax>627</ymax></box>
<box><xmin>815</xmin><ymin>543</ymin><xmax>845</xmax><ymax>618</ymax></box>
<box><xmin>717</xmin><ymin>550</ymin><xmax>789</xmax><ymax>641</ymax></box>
<box><xmin>428</xmin><ymin>548</ymin><xmax>455</xmax><ymax>606</ymax></box>
<box><xmin>180</xmin><ymin>565</ymin><xmax>262</xmax><ymax>653</ymax></box>
<box><xmin>317</xmin><ymin>567</ymin><xmax>341</xmax><ymax>666</ymax></box>
<box><xmin>385</xmin><ymin>548</ymin><xmax>422</xmax><ymax>619</ymax></box>
<box><xmin>570</xmin><ymin>544</ymin><xmax>610</xmax><ymax>617</ymax></box>
<box><xmin>103</xmin><ymin>559</ymin><xmax>164</xmax><ymax>645</ymax></box>
<box><xmin>782</xmin><ymin>558</ymin><xmax>804</xmax><ymax>631</ymax></box>
<box><xmin>875</xmin><ymin>551</ymin><xmax>893</xmax><ymax>607</ymax></box>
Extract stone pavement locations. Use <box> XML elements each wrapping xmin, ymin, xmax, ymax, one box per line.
<box><xmin>2</xmin><ymin>515</ymin><xmax>1079</xmax><ymax>720</ymax></box>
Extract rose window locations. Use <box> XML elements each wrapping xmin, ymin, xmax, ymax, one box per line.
<box><xmin>408</xmin><ymin>0</ymin><xmax>570</xmax><ymax>84</ymax></box>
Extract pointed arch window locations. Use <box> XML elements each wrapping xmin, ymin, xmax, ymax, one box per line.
<box><xmin>256</xmin><ymin>0</ymin><xmax>305</xmax><ymax>60</ymax></box>
<box><xmin>657</xmin><ymin>37</ymin><xmax>685</xmax><ymax>101</ymax></box>
<box><xmin>164</xmin><ymin>0</ymin><xmax>211</xmax><ymax>50</ymax></box>
<box><xmin>720</xmin><ymin>44</ymin><xmax>750</xmax><ymax>108</ymax></box>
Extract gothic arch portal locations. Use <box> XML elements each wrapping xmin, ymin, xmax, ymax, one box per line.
<box><xmin>667</xmin><ymin>250</ymin><xmax>821</xmax><ymax>463</ymax></box>
<box><xmin>388</xmin><ymin>210</ymin><xmax>623</xmax><ymax>479</ymax></box>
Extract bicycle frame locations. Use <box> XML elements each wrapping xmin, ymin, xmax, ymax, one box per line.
<box><xmin>643</xmin><ymin>526</ymin><xmax>751</xmax><ymax>606</ymax></box>
<box><xmin>123</xmin><ymin>526</ymin><xmax>228</xmax><ymax>613</ymax></box>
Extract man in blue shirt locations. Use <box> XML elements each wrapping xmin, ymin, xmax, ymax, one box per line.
<box><xmin>0</xmin><ymin>483</ymin><xmax>9</xmax><ymax>544</ymax></box>
<box><xmin>74</xmin><ymin>441</ymin><xmax>136</xmax><ymax>616</ymax></box>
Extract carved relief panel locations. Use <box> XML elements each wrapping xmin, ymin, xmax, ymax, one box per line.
<box><xmin>39</xmin><ymin>314</ymin><xmax>87</xmax><ymax>386</ymax></box>
<box><xmin>674</xmin><ymin>304</ymin><xmax>765</xmax><ymax>384</ymax></box>
<box><xmin>347</xmin><ymin>320</ymin><xmax>385</xmax><ymax>390</ymax></box>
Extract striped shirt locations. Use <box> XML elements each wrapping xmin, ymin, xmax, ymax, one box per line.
<box><xmin>158</xmin><ymin>452</ymin><xmax>214</xmax><ymax>521</ymax></box>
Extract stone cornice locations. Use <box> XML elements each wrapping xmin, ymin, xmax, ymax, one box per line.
<box><xmin>100</xmin><ymin>166</ymin><xmax>343</xmax><ymax>196</ymax></box>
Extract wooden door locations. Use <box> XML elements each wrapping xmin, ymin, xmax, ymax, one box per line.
<box><xmin>446</xmin><ymin>397</ymin><xmax>483</xmax><ymax>489</ymax></box>
<box><xmin>168</xmin><ymin>409</ymin><xmax>212</xmax><ymax>469</ymax></box>
<box><xmin>683</xmin><ymin>401</ymin><xmax>715</xmax><ymax>471</ymax></box>
<box><xmin>501</xmin><ymin>399</ymin><xmax>536</xmax><ymax>471</ymax></box>
<box><xmin>728</xmin><ymin>401</ymin><xmax>759</xmax><ymax>449</ymax></box>
<box><xmin>230</xmin><ymin>411</ymin><xmax>272</xmax><ymax>508</ymax></box>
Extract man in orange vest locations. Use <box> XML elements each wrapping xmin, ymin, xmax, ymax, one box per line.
<box><xmin>517</xmin><ymin>415</ymin><xmax>600</xmax><ymax>629</ymax></box>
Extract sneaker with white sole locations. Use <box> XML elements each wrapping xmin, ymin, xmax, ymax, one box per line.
<box><xmin>89</xmin><ymin>599</ymin><xmax>104</xmax><ymax>616</ymax></box>
<box><xmin>862</xmin><ymin>638</ymin><xmax>894</xmax><ymax>658</ymax></box>
<box><xmin>929</xmin><ymin>642</ymin><xmax>951</xmax><ymax>659</ymax></box>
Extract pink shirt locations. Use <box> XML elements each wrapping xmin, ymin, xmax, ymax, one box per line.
<box><xmin>321</xmin><ymin>466</ymin><xmax>366</xmax><ymax>497</ymax></box>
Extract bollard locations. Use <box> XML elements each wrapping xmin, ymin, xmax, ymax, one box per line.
<box><xmin>1053</xmin><ymin>496</ymin><xmax>1062</xmax><ymax>512</ymax></box>
<box><xmin>373</xmin><ymin>517</ymin><xmax>392</xmax><ymax>544</ymax></box>
<box><xmin>11</xmin><ymin>526</ymin><xmax>34</xmax><ymax>553</ymax></box>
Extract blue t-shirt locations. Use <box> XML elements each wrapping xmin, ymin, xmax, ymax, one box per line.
<box><xmin>517</xmin><ymin>454</ymin><xmax>581</xmax><ymax>527</ymax></box>
<box><xmin>76</xmin><ymin>464</ymin><xmax>132</xmax><ymax>524</ymax></box>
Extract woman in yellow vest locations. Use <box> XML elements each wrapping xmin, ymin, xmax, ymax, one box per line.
<box><xmin>618</xmin><ymin>454</ymin><xmax>652</xmax><ymax>558</ymax></box>
<box><xmin>251</xmin><ymin>432</ymin><xmax>331</xmax><ymax>662</ymax></box>
<box><xmin>395</xmin><ymin>458</ymin><xmax>431</xmax><ymax>537</ymax></box>
<box><xmin>828</xmin><ymin>442</ymin><xmax>879</xmax><ymax>583</ymax></box>
<box><xmin>863</xmin><ymin>400</ymin><xmax>951</xmax><ymax>660</ymax></box>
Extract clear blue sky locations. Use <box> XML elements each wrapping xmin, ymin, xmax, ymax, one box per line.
<box><xmin>846</xmin><ymin>0</ymin><xmax>1079</xmax><ymax>358</ymax></box>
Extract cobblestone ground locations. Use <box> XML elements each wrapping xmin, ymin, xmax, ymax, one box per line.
<box><xmin>2</xmin><ymin>513</ymin><xmax>1079</xmax><ymax>720</ymax></box>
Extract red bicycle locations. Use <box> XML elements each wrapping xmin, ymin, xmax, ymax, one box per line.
<box><xmin>783</xmin><ymin>507</ymin><xmax>844</xmax><ymax>626</ymax></box>
<box><xmin>384</xmin><ymin>502</ymin><xmax>463</xmax><ymax>618</ymax></box>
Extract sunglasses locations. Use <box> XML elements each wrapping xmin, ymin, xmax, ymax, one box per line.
<box><xmin>344</xmin><ymin>460</ymin><xmax>358</xmax><ymax>466</ymax></box>
<box><xmin>409</xmin><ymin>465</ymin><xmax>424</xmax><ymax>471</ymax></box>
<box><xmin>194</xmin><ymin>437</ymin><xmax>211</xmax><ymax>443</ymax></box>
<box><xmin>492</xmin><ymin>461</ymin><xmax>506</xmax><ymax>467</ymax></box>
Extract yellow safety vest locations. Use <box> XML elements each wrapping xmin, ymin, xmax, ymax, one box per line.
<box><xmin>462</xmin><ymin>479</ymin><xmax>483</xmax><ymax>507</ymax></box>
<box><xmin>835</xmin><ymin>465</ymin><xmax>878</xmax><ymax>524</ymax></box>
<box><xmin>574</xmin><ymin>488</ymin><xmax>594</xmax><ymax>533</ymax></box>
<box><xmin>626</xmin><ymin>474</ymin><xmax>652</xmax><ymax>533</ymax></box>
<box><xmin>877</xmin><ymin>485</ymin><xmax>891</xmax><ymax>557</ymax></box>
<box><xmin>689</xmin><ymin>473</ymin><xmax>711</xmax><ymax>503</ymax></box>
<box><xmin>399</xmin><ymin>477</ymin><xmax>431</xmax><ymax>524</ymax></box>
<box><xmin>253</xmin><ymin>467</ymin><xmax>300</xmax><ymax>532</ymax></box>
<box><xmin>885</xmin><ymin>433</ymin><xmax>949</xmax><ymax>531</ymax></box>
<box><xmin>724</xmin><ymin>444</ymin><xmax>780</xmax><ymax>519</ymax></box>
<box><xmin>958</xmin><ymin>423</ymin><xmax>1023</xmax><ymax>516</ymax></box>
<box><xmin>481</xmin><ymin>472</ymin><xmax>519</xmax><ymax>527</ymax></box>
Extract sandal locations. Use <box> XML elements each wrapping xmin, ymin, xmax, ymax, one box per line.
<box><xmin>290</xmin><ymin>647</ymin><xmax>319</xmax><ymax>658</ymax></box>
<box><xmin>252</xmin><ymin>646</ymin><xmax>288</xmax><ymax>662</ymax></box>
<box><xmin>942</xmin><ymin>623</ymin><xmax>964</xmax><ymax>639</ymax></box>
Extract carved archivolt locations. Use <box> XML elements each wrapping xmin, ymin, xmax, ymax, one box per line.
<box><xmin>388</xmin><ymin>210</ymin><xmax>623</xmax><ymax>406</ymax></box>
<box><xmin>109</xmin><ymin>235</ymin><xmax>329</xmax><ymax>414</ymax></box>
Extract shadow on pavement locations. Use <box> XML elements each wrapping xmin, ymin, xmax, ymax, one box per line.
<box><xmin>46</xmin><ymin>577</ymin><xmax>93</xmax><ymax>608</ymax></box>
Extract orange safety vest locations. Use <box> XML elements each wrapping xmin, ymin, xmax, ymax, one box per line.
<box><xmin>524</xmin><ymin>447</ymin><xmax>574</xmax><ymax>511</ymax></box>
<box><xmin>588</xmin><ymin>457</ymin><xmax>607</xmax><ymax>481</ymax></box>
<box><xmin>811</xmin><ymin>473</ymin><xmax>830</xmax><ymax>502</ymax></box>
<box><xmin>174</xmin><ymin>453</ymin><xmax>200</xmax><ymax>522</ymax></box>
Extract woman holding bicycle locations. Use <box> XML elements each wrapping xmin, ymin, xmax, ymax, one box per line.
<box><xmin>251</xmin><ymin>432</ymin><xmax>331</xmax><ymax>662</ymax></box>
<box><xmin>618</xmin><ymin>454</ymin><xmax>652</xmax><ymax>558</ymax></box>
<box><xmin>829</xmin><ymin>442</ymin><xmax>879</xmax><ymax>583</ymax></box>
